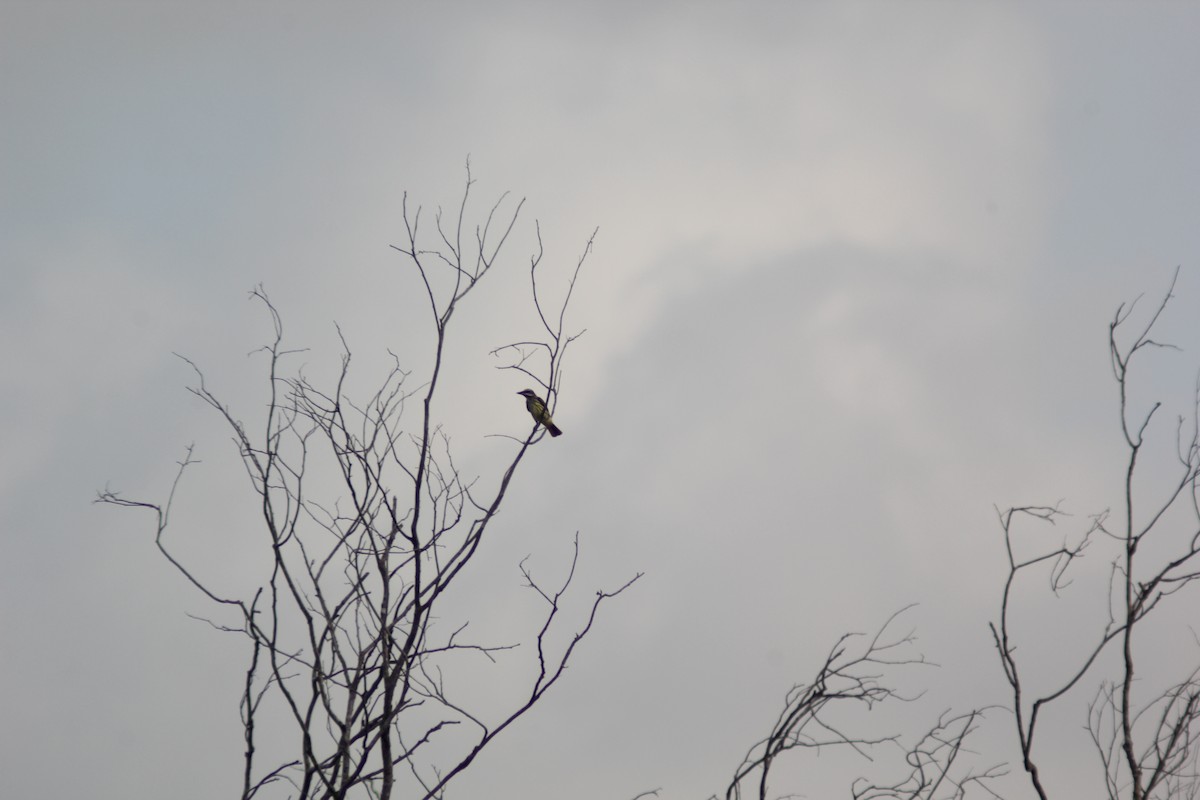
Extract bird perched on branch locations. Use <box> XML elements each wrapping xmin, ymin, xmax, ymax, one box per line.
<box><xmin>517</xmin><ymin>389</ymin><xmax>562</xmax><ymax>437</ymax></box>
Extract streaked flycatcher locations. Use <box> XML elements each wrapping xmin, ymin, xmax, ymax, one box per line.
<box><xmin>517</xmin><ymin>389</ymin><xmax>562</xmax><ymax>437</ymax></box>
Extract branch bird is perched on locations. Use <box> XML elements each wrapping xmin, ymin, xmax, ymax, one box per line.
<box><xmin>517</xmin><ymin>389</ymin><xmax>562</xmax><ymax>437</ymax></box>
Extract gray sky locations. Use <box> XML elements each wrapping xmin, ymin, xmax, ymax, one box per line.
<box><xmin>4</xmin><ymin>2</ymin><xmax>1200</xmax><ymax>798</ymax></box>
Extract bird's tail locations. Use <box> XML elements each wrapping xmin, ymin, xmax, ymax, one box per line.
<box><xmin>546</xmin><ymin>423</ymin><xmax>563</xmax><ymax>437</ymax></box>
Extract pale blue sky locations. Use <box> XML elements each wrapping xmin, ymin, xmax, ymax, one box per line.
<box><xmin>3</xmin><ymin>2</ymin><xmax>1200</xmax><ymax>798</ymax></box>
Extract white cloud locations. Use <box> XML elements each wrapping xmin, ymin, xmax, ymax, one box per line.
<box><xmin>4</xmin><ymin>2</ymin><xmax>1200</xmax><ymax>799</ymax></box>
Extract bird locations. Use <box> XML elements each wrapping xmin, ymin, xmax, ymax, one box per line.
<box><xmin>517</xmin><ymin>389</ymin><xmax>562</xmax><ymax>437</ymax></box>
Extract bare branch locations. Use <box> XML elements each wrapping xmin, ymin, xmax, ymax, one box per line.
<box><xmin>716</xmin><ymin>607</ymin><xmax>1000</xmax><ymax>800</ymax></box>
<box><xmin>996</xmin><ymin>269</ymin><xmax>1200</xmax><ymax>800</ymax></box>
<box><xmin>101</xmin><ymin>170</ymin><xmax>630</xmax><ymax>800</ymax></box>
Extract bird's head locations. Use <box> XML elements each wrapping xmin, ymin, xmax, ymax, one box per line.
<box><xmin>517</xmin><ymin>389</ymin><xmax>538</xmax><ymax>399</ymax></box>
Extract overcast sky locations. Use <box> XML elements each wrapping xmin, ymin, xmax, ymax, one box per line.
<box><xmin>4</xmin><ymin>2</ymin><xmax>1200</xmax><ymax>799</ymax></box>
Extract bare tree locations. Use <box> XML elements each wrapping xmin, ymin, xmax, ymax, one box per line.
<box><xmin>99</xmin><ymin>167</ymin><xmax>640</xmax><ymax>800</ymax></box>
<box><xmin>991</xmin><ymin>268</ymin><xmax>1200</xmax><ymax>800</ymax></box>
<box><xmin>716</xmin><ymin>608</ymin><xmax>1005</xmax><ymax>800</ymax></box>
